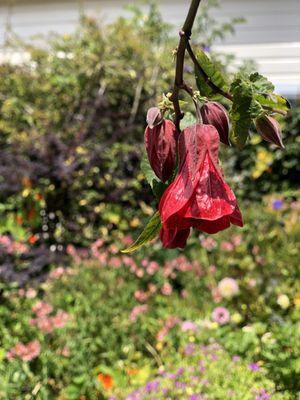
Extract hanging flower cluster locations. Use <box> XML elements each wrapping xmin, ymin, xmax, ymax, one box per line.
<box><xmin>122</xmin><ymin>0</ymin><xmax>289</xmax><ymax>253</ymax></box>
<box><xmin>145</xmin><ymin>106</ymin><xmax>243</xmax><ymax>249</ymax></box>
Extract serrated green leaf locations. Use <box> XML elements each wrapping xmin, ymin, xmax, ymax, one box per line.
<box><xmin>255</xmin><ymin>93</ymin><xmax>290</xmax><ymax>112</ymax></box>
<box><xmin>140</xmin><ymin>154</ymin><xmax>159</xmax><ymax>190</ymax></box>
<box><xmin>194</xmin><ymin>49</ymin><xmax>229</xmax><ymax>97</ymax></box>
<box><xmin>229</xmin><ymin>78</ymin><xmax>253</xmax><ymax>149</ymax></box>
<box><xmin>121</xmin><ymin>212</ymin><xmax>161</xmax><ymax>253</ymax></box>
<box><xmin>249</xmin><ymin>72</ymin><xmax>274</xmax><ymax>93</ymax></box>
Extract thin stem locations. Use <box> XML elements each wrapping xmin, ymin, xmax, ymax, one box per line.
<box><xmin>187</xmin><ymin>41</ymin><xmax>233</xmax><ymax>101</ymax></box>
<box><xmin>170</xmin><ymin>0</ymin><xmax>202</xmax><ymax>131</ymax></box>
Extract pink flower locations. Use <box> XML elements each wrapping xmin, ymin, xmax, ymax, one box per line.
<box><xmin>148</xmin><ymin>283</ymin><xmax>157</xmax><ymax>294</ymax></box>
<box><xmin>129</xmin><ymin>305</ymin><xmax>149</xmax><ymax>322</ymax></box>
<box><xmin>211</xmin><ymin>287</ymin><xmax>222</xmax><ymax>303</ymax></box>
<box><xmin>110</xmin><ymin>256</ymin><xmax>122</xmax><ymax>269</ymax></box>
<box><xmin>181</xmin><ymin>321</ymin><xmax>198</xmax><ymax>332</ymax></box>
<box><xmin>134</xmin><ymin>290</ymin><xmax>149</xmax><ymax>302</ymax></box>
<box><xmin>201</xmin><ymin>237</ymin><xmax>217</xmax><ymax>251</ymax></box>
<box><xmin>232</xmin><ymin>234</ymin><xmax>242</xmax><ymax>247</ymax></box>
<box><xmin>32</xmin><ymin>301</ymin><xmax>53</xmax><ymax>317</ymax></box>
<box><xmin>66</xmin><ymin>244</ymin><xmax>82</xmax><ymax>264</ymax></box>
<box><xmin>217</xmin><ymin>278</ymin><xmax>239</xmax><ymax>299</ymax></box>
<box><xmin>58</xmin><ymin>346</ymin><xmax>70</xmax><ymax>357</ymax></box>
<box><xmin>161</xmin><ymin>282</ymin><xmax>173</xmax><ymax>296</ymax></box>
<box><xmin>121</xmin><ymin>235</ymin><xmax>133</xmax><ymax>246</ymax></box>
<box><xmin>220</xmin><ymin>241</ymin><xmax>234</xmax><ymax>252</ymax></box>
<box><xmin>135</xmin><ymin>268</ymin><xmax>144</xmax><ymax>278</ymax></box>
<box><xmin>211</xmin><ymin>307</ymin><xmax>230</xmax><ymax>325</ymax></box>
<box><xmin>48</xmin><ymin>267</ymin><xmax>65</xmax><ymax>280</ymax></box>
<box><xmin>7</xmin><ymin>340</ymin><xmax>41</xmax><ymax>362</ymax></box>
<box><xmin>26</xmin><ymin>288</ymin><xmax>37</xmax><ymax>299</ymax></box>
<box><xmin>30</xmin><ymin>316</ymin><xmax>54</xmax><ymax>333</ymax></box>
<box><xmin>208</xmin><ymin>265</ymin><xmax>216</xmax><ymax>274</ymax></box>
<box><xmin>146</xmin><ymin>261</ymin><xmax>159</xmax><ymax>275</ymax></box>
<box><xmin>51</xmin><ymin>310</ymin><xmax>70</xmax><ymax>329</ymax></box>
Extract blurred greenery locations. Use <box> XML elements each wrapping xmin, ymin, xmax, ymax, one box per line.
<box><xmin>0</xmin><ymin>198</ymin><xmax>299</xmax><ymax>399</ymax></box>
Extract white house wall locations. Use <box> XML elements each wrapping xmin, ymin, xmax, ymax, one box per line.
<box><xmin>0</xmin><ymin>0</ymin><xmax>300</xmax><ymax>97</ymax></box>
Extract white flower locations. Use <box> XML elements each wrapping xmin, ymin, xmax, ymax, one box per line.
<box><xmin>218</xmin><ymin>278</ymin><xmax>239</xmax><ymax>299</ymax></box>
<box><xmin>277</xmin><ymin>294</ymin><xmax>290</xmax><ymax>309</ymax></box>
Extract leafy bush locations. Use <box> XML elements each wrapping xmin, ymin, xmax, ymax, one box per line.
<box><xmin>0</xmin><ymin>7</ymin><xmax>174</xmax><ymax>250</ymax></box>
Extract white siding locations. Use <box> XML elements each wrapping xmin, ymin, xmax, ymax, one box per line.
<box><xmin>0</xmin><ymin>0</ymin><xmax>300</xmax><ymax>96</ymax></box>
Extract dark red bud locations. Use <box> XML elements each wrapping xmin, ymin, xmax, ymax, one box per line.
<box><xmin>255</xmin><ymin>115</ymin><xmax>284</xmax><ymax>149</ymax></box>
<box><xmin>200</xmin><ymin>101</ymin><xmax>230</xmax><ymax>145</ymax></box>
<box><xmin>144</xmin><ymin>119</ymin><xmax>177</xmax><ymax>183</ymax></box>
<box><xmin>146</xmin><ymin>107</ymin><xmax>163</xmax><ymax>129</ymax></box>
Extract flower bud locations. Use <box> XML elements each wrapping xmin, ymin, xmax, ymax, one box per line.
<box><xmin>146</xmin><ymin>107</ymin><xmax>163</xmax><ymax>129</ymax></box>
<box><xmin>144</xmin><ymin>119</ymin><xmax>177</xmax><ymax>183</ymax></box>
<box><xmin>255</xmin><ymin>115</ymin><xmax>284</xmax><ymax>149</ymax></box>
<box><xmin>200</xmin><ymin>101</ymin><xmax>230</xmax><ymax>145</ymax></box>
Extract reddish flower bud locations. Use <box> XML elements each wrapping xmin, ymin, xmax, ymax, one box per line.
<box><xmin>146</xmin><ymin>107</ymin><xmax>163</xmax><ymax>129</ymax></box>
<box><xmin>200</xmin><ymin>102</ymin><xmax>230</xmax><ymax>145</ymax></box>
<box><xmin>255</xmin><ymin>115</ymin><xmax>284</xmax><ymax>149</ymax></box>
<box><xmin>144</xmin><ymin>119</ymin><xmax>177</xmax><ymax>183</ymax></box>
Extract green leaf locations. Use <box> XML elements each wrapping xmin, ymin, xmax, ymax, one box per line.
<box><xmin>140</xmin><ymin>154</ymin><xmax>167</xmax><ymax>199</ymax></box>
<box><xmin>249</xmin><ymin>72</ymin><xmax>275</xmax><ymax>93</ymax></box>
<box><xmin>121</xmin><ymin>211</ymin><xmax>161</xmax><ymax>253</ymax></box>
<box><xmin>254</xmin><ymin>93</ymin><xmax>290</xmax><ymax>112</ymax></box>
<box><xmin>140</xmin><ymin>154</ymin><xmax>159</xmax><ymax>189</ymax></box>
<box><xmin>195</xmin><ymin>49</ymin><xmax>229</xmax><ymax>97</ymax></box>
<box><xmin>229</xmin><ymin>77</ymin><xmax>255</xmax><ymax>149</ymax></box>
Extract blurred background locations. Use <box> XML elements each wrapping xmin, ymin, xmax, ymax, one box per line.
<box><xmin>1</xmin><ymin>0</ymin><xmax>300</xmax><ymax>97</ymax></box>
<box><xmin>0</xmin><ymin>1</ymin><xmax>299</xmax><ymax>400</ymax></box>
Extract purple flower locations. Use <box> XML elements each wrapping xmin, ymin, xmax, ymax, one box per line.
<box><xmin>255</xmin><ymin>389</ymin><xmax>271</xmax><ymax>400</ymax></box>
<box><xmin>232</xmin><ymin>355</ymin><xmax>241</xmax><ymax>362</ymax></box>
<box><xmin>190</xmin><ymin>395</ymin><xmax>203</xmax><ymax>400</ymax></box>
<box><xmin>144</xmin><ymin>380</ymin><xmax>160</xmax><ymax>393</ymax></box>
<box><xmin>211</xmin><ymin>307</ymin><xmax>230</xmax><ymax>325</ymax></box>
<box><xmin>272</xmin><ymin>199</ymin><xmax>283</xmax><ymax>210</ymax></box>
<box><xmin>248</xmin><ymin>362</ymin><xmax>260</xmax><ymax>371</ymax></box>
<box><xmin>184</xmin><ymin>343</ymin><xmax>196</xmax><ymax>356</ymax></box>
<box><xmin>202</xmin><ymin>45</ymin><xmax>211</xmax><ymax>53</ymax></box>
<box><xmin>201</xmin><ymin>379</ymin><xmax>209</xmax><ymax>386</ymax></box>
<box><xmin>175</xmin><ymin>381</ymin><xmax>186</xmax><ymax>388</ymax></box>
<box><xmin>176</xmin><ymin>367</ymin><xmax>185</xmax><ymax>376</ymax></box>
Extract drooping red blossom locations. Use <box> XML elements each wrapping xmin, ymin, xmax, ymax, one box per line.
<box><xmin>255</xmin><ymin>115</ymin><xmax>284</xmax><ymax>148</ymax></box>
<box><xmin>144</xmin><ymin>116</ymin><xmax>178</xmax><ymax>183</ymax></box>
<box><xmin>159</xmin><ymin>124</ymin><xmax>243</xmax><ymax>249</ymax></box>
<box><xmin>200</xmin><ymin>101</ymin><xmax>230</xmax><ymax>145</ymax></box>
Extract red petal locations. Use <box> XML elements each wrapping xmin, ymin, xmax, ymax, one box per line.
<box><xmin>160</xmin><ymin>225</ymin><xmax>190</xmax><ymax>249</ymax></box>
<box><xmin>194</xmin><ymin>216</ymin><xmax>231</xmax><ymax>234</ymax></box>
<box><xmin>160</xmin><ymin>124</ymin><xmax>219</xmax><ymax>223</ymax></box>
<box><xmin>181</xmin><ymin>153</ymin><xmax>237</xmax><ymax>221</ymax></box>
<box><xmin>145</xmin><ymin>120</ymin><xmax>177</xmax><ymax>182</ymax></box>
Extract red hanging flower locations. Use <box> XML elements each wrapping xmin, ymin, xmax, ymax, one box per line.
<box><xmin>144</xmin><ymin>113</ymin><xmax>178</xmax><ymax>183</ymax></box>
<box><xmin>159</xmin><ymin>124</ymin><xmax>243</xmax><ymax>249</ymax></box>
